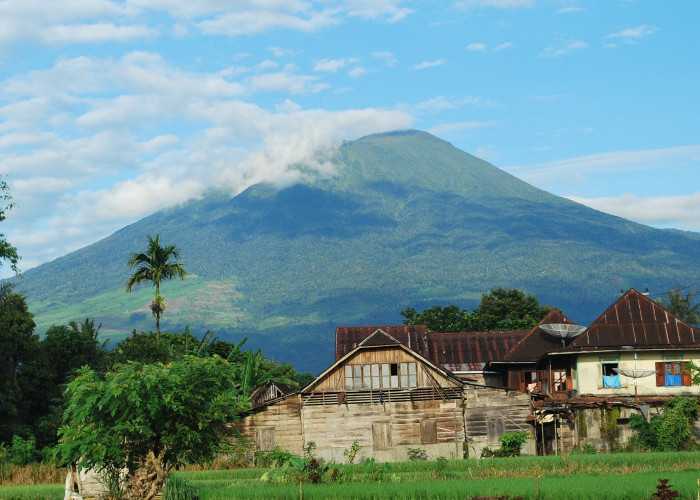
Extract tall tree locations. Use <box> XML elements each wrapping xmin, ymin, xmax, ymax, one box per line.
<box><xmin>35</xmin><ymin>321</ymin><xmax>108</xmax><ymax>447</ymax></box>
<box><xmin>0</xmin><ymin>284</ymin><xmax>41</xmax><ymax>443</ymax></box>
<box><xmin>0</xmin><ymin>176</ymin><xmax>20</xmax><ymax>275</ymax></box>
<box><xmin>400</xmin><ymin>305</ymin><xmax>478</xmax><ymax>333</ymax></box>
<box><xmin>401</xmin><ymin>288</ymin><xmax>551</xmax><ymax>333</ymax></box>
<box><xmin>474</xmin><ymin>287</ymin><xmax>551</xmax><ymax>331</ymax></box>
<box><xmin>656</xmin><ymin>286</ymin><xmax>700</xmax><ymax>325</ymax></box>
<box><xmin>58</xmin><ymin>356</ymin><xmax>250</xmax><ymax>499</ymax></box>
<box><xmin>126</xmin><ymin>234</ymin><xmax>187</xmax><ymax>337</ymax></box>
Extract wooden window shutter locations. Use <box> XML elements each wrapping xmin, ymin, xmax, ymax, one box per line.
<box><xmin>256</xmin><ymin>427</ymin><xmax>275</xmax><ymax>451</ymax></box>
<box><xmin>372</xmin><ymin>422</ymin><xmax>392</xmax><ymax>450</ymax></box>
<box><xmin>655</xmin><ymin>362</ymin><xmax>665</xmax><ymax>387</ymax></box>
<box><xmin>421</xmin><ymin>419</ymin><xmax>438</xmax><ymax>444</ymax></box>
<box><xmin>565</xmin><ymin>368</ymin><xmax>573</xmax><ymax>391</ymax></box>
<box><xmin>681</xmin><ymin>361</ymin><xmax>692</xmax><ymax>386</ymax></box>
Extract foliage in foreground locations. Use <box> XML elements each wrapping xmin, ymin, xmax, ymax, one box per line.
<box><xmin>629</xmin><ymin>396</ymin><xmax>699</xmax><ymax>451</ymax></box>
<box><xmin>57</xmin><ymin>356</ymin><xmax>250</xmax><ymax>499</ymax></box>
<box><xmin>481</xmin><ymin>432</ymin><xmax>531</xmax><ymax>458</ymax></box>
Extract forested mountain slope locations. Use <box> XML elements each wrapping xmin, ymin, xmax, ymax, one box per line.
<box><xmin>13</xmin><ymin>130</ymin><xmax>700</xmax><ymax>373</ymax></box>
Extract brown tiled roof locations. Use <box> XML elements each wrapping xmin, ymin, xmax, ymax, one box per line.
<box><xmin>569</xmin><ymin>288</ymin><xmax>700</xmax><ymax>350</ymax></box>
<box><xmin>500</xmin><ymin>309</ymin><xmax>580</xmax><ymax>363</ymax></box>
<box><xmin>427</xmin><ymin>330</ymin><xmax>528</xmax><ymax>371</ymax></box>
<box><xmin>335</xmin><ymin>325</ymin><xmax>428</xmax><ymax>361</ymax></box>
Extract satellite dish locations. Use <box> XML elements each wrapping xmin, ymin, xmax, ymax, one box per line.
<box><xmin>539</xmin><ymin>323</ymin><xmax>586</xmax><ymax>345</ymax></box>
<box><xmin>613</xmin><ymin>367</ymin><xmax>657</xmax><ymax>404</ymax></box>
<box><xmin>613</xmin><ymin>368</ymin><xmax>656</xmax><ymax>379</ymax></box>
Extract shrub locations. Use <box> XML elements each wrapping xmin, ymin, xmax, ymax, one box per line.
<box><xmin>10</xmin><ymin>436</ymin><xmax>39</xmax><ymax>466</ymax></box>
<box><xmin>407</xmin><ymin>447</ymin><xmax>428</xmax><ymax>461</ymax></box>
<box><xmin>255</xmin><ymin>446</ymin><xmax>295</xmax><ymax>468</ymax></box>
<box><xmin>630</xmin><ymin>397</ymin><xmax>699</xmax><ymax>451</ymax></box>
<box><xmin>343</xmin><ymin>441</ymin><xmax>361</xmax><ymax>464</ymax></box>
<box><xmin>481</xmin><ymin>432</ymin><xmax>531</xmax><ymax>458</ymax></box>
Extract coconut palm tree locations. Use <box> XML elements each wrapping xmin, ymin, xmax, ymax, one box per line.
<box><xmin>656</xmin><ymin>286</ymin><xmax>700</xmax><ymax>326</ymax></box>
<box><xmin>126</xmin><ymin>234</ymin><xmax>187</xmax><ymax>337</ymax></box>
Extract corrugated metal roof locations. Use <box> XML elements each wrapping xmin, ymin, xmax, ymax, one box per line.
<box><xmin>334</xmin><ymin>325</ymin><xmax>428</xmax><ymax>361</ymax></box>
<box><xmin>570</xmin><ymin>288</ymin><xmax>700</xmax><ymax>349</ymax></box>
<box><xmin>428</xmin><ymin>330</ymin><xmax>528</xmax><ymax>369</ymax></box>
<box><xmin>501</xmin><ymin>309</ymin><xmax>579</xmax><ymax>363</ymax></box>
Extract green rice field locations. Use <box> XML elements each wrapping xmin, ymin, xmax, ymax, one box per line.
<box><xmin>2</xmin><ymin>452</ymin><xmax>700</xmax><ymax>499</ymax></box>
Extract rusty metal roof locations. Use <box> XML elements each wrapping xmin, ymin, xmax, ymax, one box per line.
<box><xmin>427</xmin><ymin>330</ymin><xmax>528</xmax><ymax>371</ymax></box>
<box><xmin>569</xmin><ymin>288</ymin><xmax>700</xmax><ymax>350</ymax></box>
<box><xmin>500</xmin><ymin>309</ymin><xmax>579</xmax><ymax>363</ymax></box>
<box><xmin>334</xmin><ymin>325</ymin><xmax>428</xmax><ymax>361</ymax></box>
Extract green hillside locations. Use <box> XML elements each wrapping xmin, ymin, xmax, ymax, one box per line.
<box><xmin>12</xmin><ymin>130</ymin><xmax>700</xmax><ymax>373</ymax></box>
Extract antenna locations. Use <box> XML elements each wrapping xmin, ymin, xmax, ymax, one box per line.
<box><xmin>539</xmin><ymin>323</ymin><xmax>586</xmax><ymax>346</ymax></box>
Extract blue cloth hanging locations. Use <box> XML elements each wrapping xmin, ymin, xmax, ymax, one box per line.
<box><xmin>665</xmin><ymin>374</ymin><xmax>682</xmax><ymax>386</ymax></box>
<box><xmin>603</xmin><ymin>374</ymin><xmax>621</xmax><ymax>388</ymax></box>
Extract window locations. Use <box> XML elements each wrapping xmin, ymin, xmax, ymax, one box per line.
<box><xmin>420</xmin><ymin>419</ymin><xmax>437</xmax><ymax>444</ymax></box>
<box><xmin>655</xmin><ymin>361</ymin><xmax>691</xmax><ymax>387</ymax></box>
<box><xmin>372</xmin><ymin>422</ymin><xmax>392</xmax><ymax>449</ymax></box>
<box><xmin>256</xmin><ymin>427</ymin><xmax>275</xmax><ymax>451</ymax></box>
<box><xmin>345</xmin><ymin>362</ymin><xmax>417</xmax><ymax>390</ymax></box>
<box><xmin>602</xmin><ymin>362</ymin><xmax>621</xmax><ymax>388</ymax></box>
<box><xmin>553</xmin><ymin>370</ymin><xmax>567</xmax><ymax>392</ymax></box>
<box><xmin>487</xmin><ymin>417</ymin><xmax>505</xmax><ymax>445</ymax></box>
<box><xmin>524</xmin><ymin>371</ymin><xmax>538</xmax><ymax>393</ymax></box>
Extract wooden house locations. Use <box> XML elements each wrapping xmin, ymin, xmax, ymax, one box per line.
<box><xmin>237</xmin><ymin>328</ymin><xmax>534</xmax><ymax>462</ymax></box>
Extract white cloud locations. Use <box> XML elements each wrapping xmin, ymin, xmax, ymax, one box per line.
<box><xmin>372</xmin><ymin>51</ymin><xmax>397</xmax><ymax>66</ymax></box>
<box><xmin>492</xmin><ymin>42</ymin><xmax>513</xmax><ymax>51</ymax></box>
<box><xmin>607</xmin><ymin>25</ymin><xmax>658</xmax><ymax>40</ymax></box>
<box><xmin>427</xmin><ymin>121</ymin><xmax>497</xmax><ymax>134</ymax></box>
<box><xmin>414</xmin><ymin>59</ymin><xmax>445</xmax><ymax>70</ymax></box>
<box><xmin>539</xmin><ymin>39</ymin><xmax>588</xmax><ymax>57</ymax></box>
<box><xmin>466</xmin><ymin>43</ymin><xmax>487</xmax><ymax>51</ymax></box>
<box><xmin>196</xmin><ymin>9</ymin><xmax>342</xmax><ymax>36</ymax></box>
<box><xmin>345</xmin><ymin>0</ymin><xmax>413</xmax><ymax>22</ymax></box>
<box><xmin>453</xmin><ymin>0</ymin><xmax>534</xmax><ymax>9</ymax></box>
<box><xmin>504</xmin><ymin>146</ymin><xmax>700</xmax><ymax>184</ymax></box>
<box><xmin>348</xmin><ymin>67</ymin><xmax>367</xmax><ymax>78</ymax></box>
<box><xmin>605</xmin><ymin>25</ymin><xmax>659</xmax><ymax>48</ymax></box>
<box><xmin>569</xmin><ymin>192</ymin><xmax>700</xmax><ymax>231</ymax></box>
<box><xmin>0</xmin><ymin>51</ymin><xmax>414</xmax><ymax>276</ymax></box>
<box><xmin>467</xmin><ymin>42</ymin><xmax>512</xmax><ymax>52</ymax></box>
<box><xmin>314</xmin><ymin>58</ymin><xmax>348</xmax><ymax>73</ymax></box>
<box><xmin>414</xmin><ymin>95</ymin><xmax>496</xmax><ymax>113</ymax></box>
<box><xmin>41</xmin><ymin>23</ymin><xmax>155</xmax><ymax>44</ymax></box>
<box><xmin>557</xmin><ymin>7</ymin><xmax>585</xmax><ymax>14</ymax></box>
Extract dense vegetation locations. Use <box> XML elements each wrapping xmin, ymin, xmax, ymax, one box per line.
<box><xmin>401</xmin><ymin>287</ymin><xmax>552</xmax><ymax>332</ymax></box>
<box><xmin>11</xmin><ymin>130</ymin><xmax>700</xmax><ymax>372</ymax></box>
<box><xmin>4</xmin><ymin>452</ymin><xmax>700</xmax><ymax>499</ymax></box>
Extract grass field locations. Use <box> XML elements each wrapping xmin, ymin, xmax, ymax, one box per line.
<box><xmin>2</xmin><ymin>452</ymin><xmax>699</xmax><ymax>499</ymax></box>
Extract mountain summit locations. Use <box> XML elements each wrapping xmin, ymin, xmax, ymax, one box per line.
<box><xmin>14</xmin><ymin>130</ymin><xmax>700</xmax><ymax>372</ymax></box>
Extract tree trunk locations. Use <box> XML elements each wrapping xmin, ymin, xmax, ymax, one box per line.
<box><xmin>127</xmin><ymin>450</ymin><xmax>167</xmax><ymax>500</ymax></box>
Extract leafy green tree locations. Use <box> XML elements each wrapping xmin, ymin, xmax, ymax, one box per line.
<box><xmin>58</xmin><ymin>356</ymin><xmax>250</xmax><ymax>499</ymax></box>
<box><xmin>108</xmin><ymin>330</ymin><xmax>174</xmax><ymax>366</ymax></box>
<box><xmin>656</xmin><ymin>286</ymin><xmax>700</xmax><ymax>325</ymax></box>
<box><xmin>401</xmin><ymin>288</ymin><xmax>551</xmax><ymax>332</ymax></box>
<box><xmin>126</xmin><ymin>234</ymin><xmax>188</xmax><ymax>337</ymax></box>
<box><xmin>474</xmin><ymin>287</ymin><xmax>551</xmax><ymax>331</ymax></box>
<box><xmin>33</xmin><ymin>321</ymin><xmax>109</xmax><ymax>447</ymax></box>
<box><xmin>400</xmin><ymin>304</ymin><xmax>478</xmax><ymax>333</ymax></box>
<box><xmin>629</xmin><ymin>396</ymin><xmax>699</xmax><ymax>451</ymax></box>
<box><xmin>0</xmin><ymin>176</ymin><xmax>20</xmax><ymax>275</ymax></box>
<box><xmin>0</xmin><ymin>285</ymin><xmax>43</xmax><ymax>444</ymax></box>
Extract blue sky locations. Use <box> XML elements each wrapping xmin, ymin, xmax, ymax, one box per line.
<box><xmin>1</xmin><ymin>0</ymin><xmax>699</xmax><ymax>277</ymax></box>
